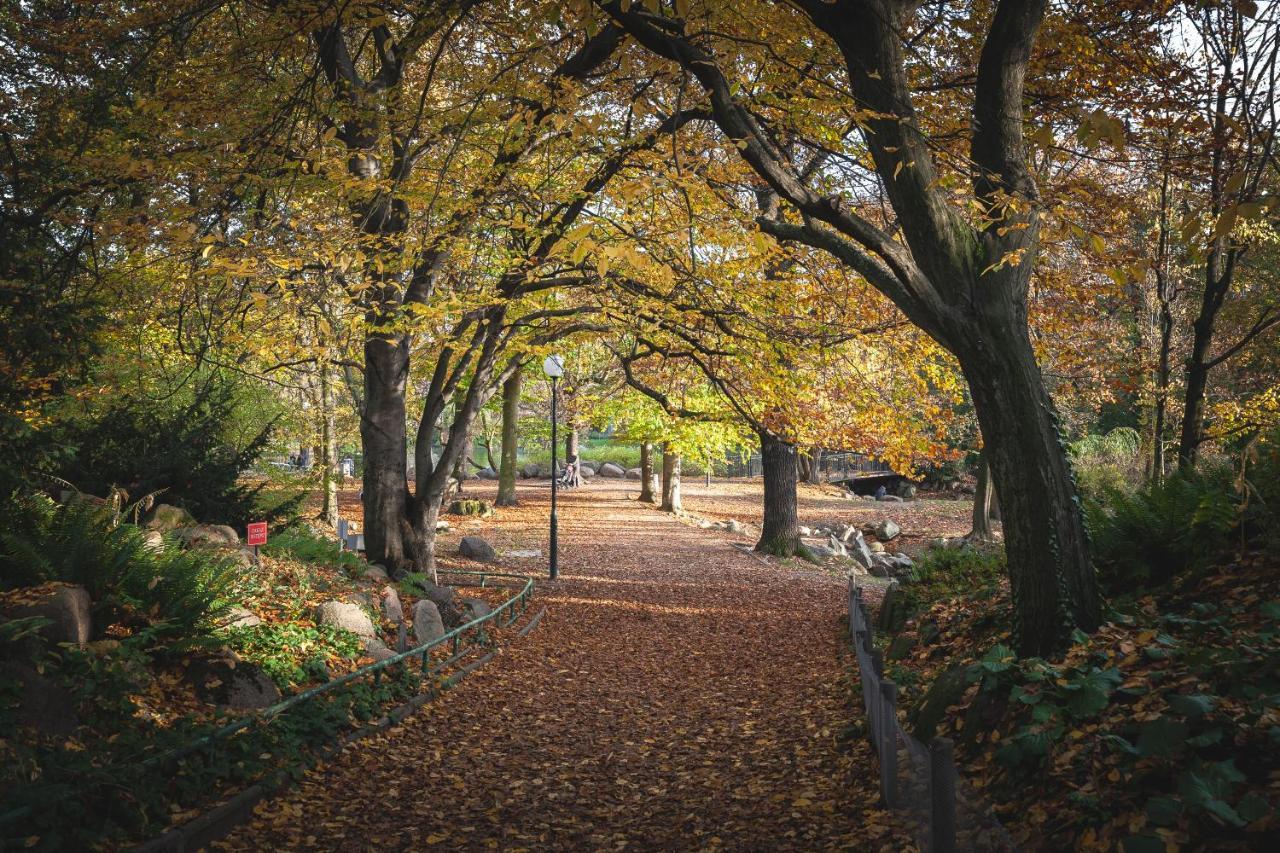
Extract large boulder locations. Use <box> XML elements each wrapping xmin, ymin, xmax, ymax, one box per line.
<box><xmin>875</xmin><ymin>520</ymin><xmax>901</xmax><ymax>542</ymax></box>
<box><xmin>186</xmin><ymin>658</ymin><xmax>282</xmax><ymax>710</ymax></box>
<box><xmin>144</xmin><ymin>504</ymin><xmax>196</xmax><ymax>531</ymax></box>
<box><xmin>219</xmin><ymin>607</ymin><xmax>263</xmax><ymax>629</ymax></box>
<box><xmin>459</xmin><ymin>597</ymin><xmax>492</xmax><ymax>622</ymax></box>
<box><xmin>175</xmin><ymin>524</ymin><xmax>240</xmax><ymax>548</ymax></box>
<box><xmin>476</xmin><ymin>467</ymin><xmax>499</xmax><ymax>480</ymax></box>
<box><xmin>520</xmin><ymin>462</ymin><xmax>543</xmax><ymax>479</ymax></box>
<box><xmin>598</xmin><ymin>462</ymin><xmax>626</xmax><ymax>478</ymax></box>
<box><xmin>382</xmin><ymin>586</ymin><xmax>404</xmax><ymax>623</ymax></box>
<box><xmin>362</xmin><ymin>564</ymin><xmax>390</xmax><ymax>583</ymax></box>
<box><xmin>412</xmin><ymin>600</ymin><xmax>446</xmax><ymax>645</ymax></box>
<box><xmin>4</xmin><ymin>585</ymin><xmax>92</xmax><ymax>648</ymax></box>
<box><xmin>140</xmin><ymin>529</ymin><xmax>166</xmax><ymax>552</ymax></box>
<box><xmin>847</xmin><ymin>531</ymin><xmax>875</xmax><ymax>570</ymax></box>
<box><xmin>625</xmin><ymin>467</ymin><xmax>642</xmax><ymax>480</ymax></box>
<box><xmin>448</xmin><ymin>499</ymin><xmax>492</xmax><ymax>517</ymax></box>
<box><xmin>578</xmin><ymin>464</ymin><xmax>596</xmax><ymax>478</ymax></box>
<box><xmin>459</xmin><ymin>536</ymin><xmax>497</xmax><ymax>563</ymax></box>
<box><xmin>314</xmin><ymin>601</ymin><xmax>377</xmax><ymax>643</ymax></box>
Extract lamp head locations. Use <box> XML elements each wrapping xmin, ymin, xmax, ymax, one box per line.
<box><xmin>542</xmin><ymin>354</ymin><xmax>565</xmax><ymax>378</ymax></box>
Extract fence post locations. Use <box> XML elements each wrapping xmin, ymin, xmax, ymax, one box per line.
<box><xmin>930</xmin><ymin>737</ymin><xmax>957</xmax><ymax>853</ymax></box>
<box><xmin>880</xmin><ymin>680</ymin><xmax>898</xmax><ymax>809</ymax></box>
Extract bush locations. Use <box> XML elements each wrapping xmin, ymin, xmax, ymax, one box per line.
<box><xmin>1070</xmin><ymin>427</ymin><xmax>1144</xmax><ymax>501</ymax></box>
<box><xmin>0</xmin><ymin>496</ymin><xmax>234</xmax><ymax>640</ymax></box>
<box><xmin>1087</xmin><ymin>466</ymin><xmax>1238</xmax><ymax>593</ymax></box>
<box><xmin>222</xmin><ymin>622</ymin><xmax>362</xmax><ymax>689</ymax></box>
<box><xmin>55</xmin><ymin>381</ymin><xmax>302</xmax><ymax>528</ymax></box>
<box><xmin>262</xmin><ymin>525</ymin><xmax>364</xmax><ymax>574</ymax></box>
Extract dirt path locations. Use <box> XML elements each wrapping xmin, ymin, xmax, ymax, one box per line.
<box><xmin>219</xmin><ymin>481</ymin><xmax>895</xmax><ymax>851</ymax></box>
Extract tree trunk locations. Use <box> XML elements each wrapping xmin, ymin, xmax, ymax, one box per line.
<box><xmin>807</xmin><ymin>447</ymin><xmax>823</xmax><ymax>484</ymax></box>
<box><xmin>638</xmin><ymin>441</ymin><xmax>656</xmax><ymax>504</ymax></box>
<box><xmin>1178</xmin><ymin>311</ymin><xmax>1215</xmax><ymax>468</ymax></box>
<box><xmin>451</xmin><ymin>417</ymin><xmax>471</xmax><ymax>493</ymax></box>
<box><xmin>564</xmin><ymin>426</ymin><xmax>581</xmax><ymax>487</ymax></box>
<box><xmin>958</xmin><ymin>320</ymin><xmax>1100</xmax><ymax>657</ymax></box>
<box><xmin>970</xmin><ymin>449</ymin><xmax>999</xmax><ymax>540</ymax></box>
<box><xmin>360</xmin><ymin>334</ymin><xmax>411</xmax><ymax>571</ymax></box>
<box><xmin>755</xmin><ymin>431</ymin><xmax>801</xmax><ymax>556</ymax></box>
<box><xmin>496</xmin><ymin>364</ymin><xmax>521</xmax><ymax>507</ymax></box>
<box><xmin>1152</xmin><ymin>300</ymin><xmax>1174</xmax><ymax>483</ymax></box>
<box><xmin>660</xmin><ymin>443</ymin><xmax>682</xmax><ymax>512</ymax></box>
<box><xmin>320</xmin><ymin>364</ymin><xmax>339</xmax><ymax>528</ymax></box>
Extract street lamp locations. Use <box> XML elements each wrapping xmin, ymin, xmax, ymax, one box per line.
<box><xmin>543</xmin><ymin>354</ymin><xmax>565</xmax><ymax>580</ymax></box>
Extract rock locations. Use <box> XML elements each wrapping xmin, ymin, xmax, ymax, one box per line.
<box><xmin>869</xmin><ymin>541</ymin><xmax>886</xmax><ymax>554</ymax></box>
<box><xmin>726</xmin><ymin>519</ymin><xmax>748</xmax><ymax>535</ymax></box>
<box><xmin>175</xmin><ymin>524</ymin><xmax>240</xmax><ymax>547</ymax></box>
<box><xmin>412</xmin><ymin>600</ymin><xmax>446</xmax><ymax>646</ymax></box>
<box><xmin>460</xmin><ymin>597</ymin><xmax>492</xmax><ymax>622</ymax></box>
<box><xmin>144</xmin><ymin>503</ymin><xmax>196</xmax><ymax>531</ymax></box>
<box><xmin>381</xmin><ymin>586</ymin><xmax>404</xmax><ymax>623</ymax></box>
<box><xmin>579</xmin><ymin>461</ymin><xmax>597</xmax><ymax>475</ymax></box>
<box><xmin>870</xmin><ymin>553</ymin><xmax>894</xmax><ymax>578</ymax></box>
<box><xmin>476</xmin><ymin>467</ymin><xmax>499</xmax><ymax>480</ymax></box>
<box><xmin>520</xmin><ymin>462</ymin><xmax>543</xmax><ymax>479</ymax></box>
<box><xmin>896</xmin><ymin>482</ymin><xmax>918</xmax><ymax>500</ymax></box>
<box><xmin>919</xmin><ymin>620</ymin><xmax>942</xmax><ymax>646</ymax></box>
<box><xmin>363</xmin><ymin>564</ymin><xmax>390</xmax><ymax>582</ymax></box>
<box><xmin>212</xmin><ymin>547</ymin><xmax>256</xmax><ymax>569</ymax></box>
<box><xmin>0</xmin><ymin>662</ymin><xmax>79</xmax><ymax>735</ymax></box>
<box><xmin>877</xmin><ymin>580</ymin><xmax>909</xmax><ymax>634</ymax></box>
<box><xmin>365</xmin><ymin>641</ymin><xmax>397</xmax><ymax>662</ymax></box>
<box><xmin>314</xmin><ymin>601</ymin><xmax>377</xmax><ymax>642</ymax></box>
<box><xmin>847</xmin><ymin>531</ymin><xmax>874</xmax><ymax>569</ymax></box>
<box><xmin>827</xmin><ymin>533</ymin><xmax>848</xmax><ymax>558</ymax></box>
<box><xmin>5</xmin><ymin>585</ymin><xmax>92</xmax><ymax>648</ymax></box>
<box><xmin>697</xmin><ymin>519</ymin><xmax>714</xmax><ymax>529</ymax></box>
<box><xmin>436</xmin><ymin>520</ymin><xmax>450</xmax><ymax>532</ymax></box>
<box><xmin>219</xmin><ymin>607</ymin><xmax>262</xmax><ymax>629</ymax></box>
<box><xmin>878</xmin><ymin>494</ymin><xmax>904</xmax><ymax>503</ymax></box>
<box><xmin>140</xmin><ymin>529</ymin><xmax>166</xmax><ymax>552</ymax></box>
<box><xmin>625</xmin><ymin>467</ymin><xmax>642</xmax><ymax>480</ymax></box>
<box><xmin>908</xmin><ymin>664</ymin><xmax>971</xmax><ymax>742</ymax></box>
<box><xmin>875</xmin><ymin>520</ymin><xmax>901</xmax><ymax>542</ymax></box>
<box><xmin>578</xmin><ymin>464</ymin><xmax>596</xmax><ymax>478</ymax></box>
<box><xmin>798</xmin><ymin>525</ymin><xmax>812</xmax><ymax>537</ymax></box>
<box><xmin>459</xmin><ymin>535</ymin><xmax>496</xmax><ymax>563</ymax></box>
<box><xmin>805</xmin><ymin>543</ymin><xmax>837</xmax><ymax>559</ymax></box>
<box><xmin>448</xmin><ymin>499</ymin><xmax>491</xmax><ymax>517</ymax></box>
<box><xmin>928</xmin><ymin>537</ymin><xmax>948</xmax><ymax>550</ymax></box>
<box><xmin>187</xmin><ymin>658</ymin><xmax>282</xmax><ymax>710</ymax></box>
<box><xmin>599</xmin><ymin>462</ymin><xmax>626</xmax><ymax>478</ymax></box>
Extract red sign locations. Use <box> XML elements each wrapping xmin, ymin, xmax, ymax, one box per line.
<box><xmin>246</xmin><ymin>522</ymin><xmax>268</xmax><ymax>547</ymax></box>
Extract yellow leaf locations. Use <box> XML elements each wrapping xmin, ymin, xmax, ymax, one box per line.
<box><xmin>426</xmin><ymin>834</ymin><xmax>447</xmax><ymax>844</ymax></box>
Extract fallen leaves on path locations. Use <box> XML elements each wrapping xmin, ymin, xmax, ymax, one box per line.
<box><xmin>218</xmin><ymin>481</ymin><xmax>912</xmax><ymax>851</ymax></box>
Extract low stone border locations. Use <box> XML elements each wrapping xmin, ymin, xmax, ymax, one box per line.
<box><xmin>134</xmin><ymin>606</ymin><xmax>547</xmax><ymax>853</ymax></box>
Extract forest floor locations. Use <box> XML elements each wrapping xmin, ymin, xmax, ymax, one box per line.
<box><xmin>215</xmin><ymin>478</ymin><xmax>958</xmax><ymax>851</ymax></box>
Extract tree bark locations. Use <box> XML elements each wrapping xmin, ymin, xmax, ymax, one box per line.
<box><xmin>660</xmin><ymin>443</ymin><xmax>682</xmax><ymax>512</ymax></box>
<box><xmin>970</xmin><ymin>449</ymin><xmax>1000</xmax><ymax>540</ymax></box>
<box><xmin>496</xmin><ymin>364</ymin><xmax>521</xmax><ymax>506</ymax></box>
<box><xmin>638</xmin><ymin>441</ymin><xmax>656</xmax><ymax>504</ymax></box>
<box><xmin>320</xmin><ymin>363</ymin><xmax>339</xmax><ymax>528</ymax></box>
<box><xmin>755</xmin><ymin>431</ymin><xmax>801</xmax><ymax>556</ymax></box>
<box><xmin>360</xmin><ymin>335</ymin><xmax>411</xmax><ymax>570</ymax></box>
<box><xmin>957</xmin><ymin>319</ymin><xmax>1099</xmax><ymax>654</ymax></box>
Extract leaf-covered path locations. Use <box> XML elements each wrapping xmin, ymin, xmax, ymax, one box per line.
<box><xmin>219</xmin><ymin>481</ymin><xmax>894</xmax><ymax>850</ymax></box>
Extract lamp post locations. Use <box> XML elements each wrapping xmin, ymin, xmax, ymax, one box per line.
<box><xmin>543</xmin><ymin>354</ymin><xmax>565</xmax><ymax>579</ymax></box>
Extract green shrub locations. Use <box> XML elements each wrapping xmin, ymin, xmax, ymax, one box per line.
<box><xmin>1087</xmin><ymin>466</ymin><xmax>1238</xmax><ymax>593</ymax></box>
<box><xmin>1071</xmin><ymin>427</ymin><xmax>1144</xmax><ymax>501</ymax></box>
<box><xmin>912</xmin><ymin>543</ymin><xmax>1007</xmax><ymax>591</ymax></box>
<box><xmin>222</xmin><ymin>622</ymin><xmax>363</xmax><ymax>689</ymax></box>
<box><xmin>55</xmin><ymin>381</ymin><xmax>303</xmax><ymax>528</ymax></box>
<box><xmin>262</xmin><ymin>525</ymin><xmax>363</xmax><ymax>574</ymax></box>
<box><xmin>0</xmin><ymin>496</ymin><xmax>233</xmax><ymax>639</ymax></box>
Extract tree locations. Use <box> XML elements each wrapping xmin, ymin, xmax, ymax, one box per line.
<box><xmin>596</xmin><ymin>0</ymin><xmax>1101</xmax><ymax>655</ymax></box>
<box><xmin>496</xmin><ymin>362</ymin><xmax>523</xmax><ymax>507</ymax></box>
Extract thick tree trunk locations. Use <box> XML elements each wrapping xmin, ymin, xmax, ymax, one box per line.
<box><xmin>638</xmin><ymin>441</ymin><xmax>656</xmax><ymax>504</ymax></box>
<box><xmin>360</xmin><ymin>335</ymin><xmax>411</xmax><ymax>570</ymax></box>
<box><xmin>958</xmin><ymin>321</ymin><xmax>1100</xmax><ymax>656</ymax></box>
<box><xmin>451</xmin><ymin>417</ymin><xmax>471</xmax><ymax>492</ymax></box>
<box><xmin>807</xmin><ymin>447</ymin><xmax>823</xmax><ymax>484</ymax></box>
<box><xmin>755</xmin><ymin>431</ymin><xmax>801</xmax><ymax>556</ymax></box>
<box><xmin>660</xmin><ymin>443</ymin><xmax>682</xmax><ymax>512</ymax></box>
<box><xmin>496</xmin><ymin>365</ymin><xmax>521</xmax><ymax>507</ymax></box>
<box><xmin>320</xmin><ymin>365</ymin><xmax>339</xmax><ymax>528</ymax></box>
<box><xmin>970</xmin><ymin>449</ymin><xmax>999</xmax><ymax>540</ymax></box>
<box><xmin>1152</xmin><ymin>302</ymin><xmax>1174</xmax><ymax>483</ymax></box>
